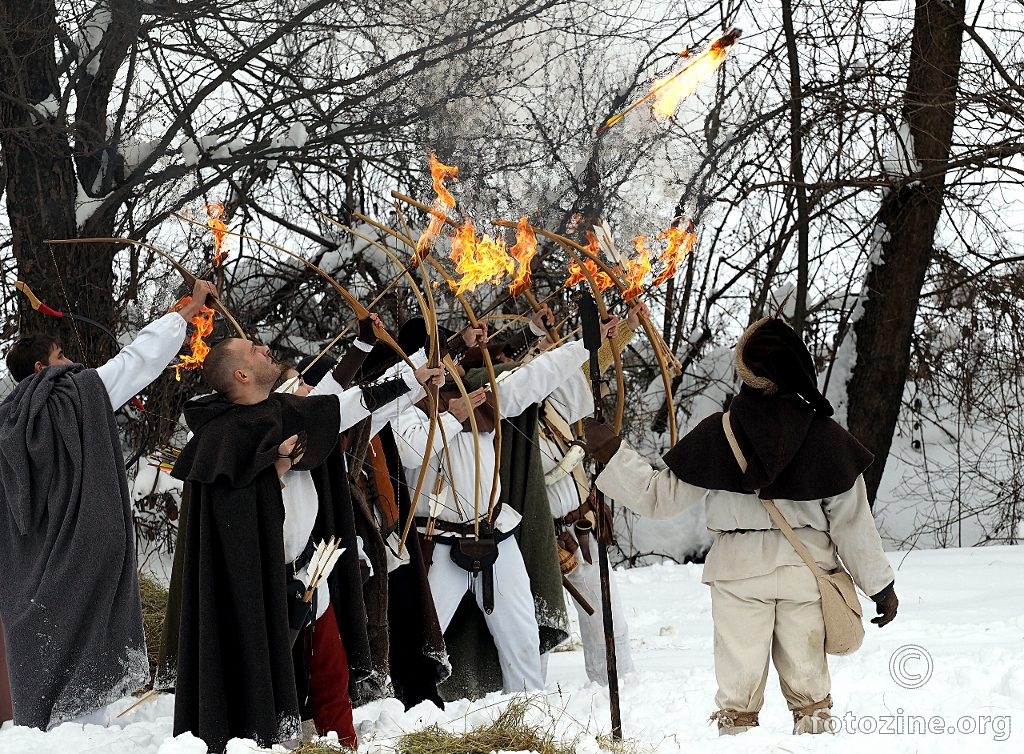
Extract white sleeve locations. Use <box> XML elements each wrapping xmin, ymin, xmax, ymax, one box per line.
<box><xmin>309</xmin><ymin>373</ymin><xmax>372</xmax><ymax>433</ymax></box>
<box><xmin>95</xmin><ymin>312</ymin><xmax>188</xmax><ymax>410</ymax></box>
<box><xmin>823</xmin><ymin>475</ymin><xmax>895</xmax><ymax>596</ymax></box>
<box><xmin>369</xmin><ymin>354</ymin><xmax>428</xmax><ymax>437</ymax></box>
<box><xmin>596</xmin><ymin>442</ymin><xmax>707</xmax><ymax>519</ymax></box>
<box><xmin>544</xmin><ymin>368</ymin><xmax>595</xmax><ymax>424</ymax></box>
<box><xmin>369</xmin><ymin>372</ymin><xmax>423</xmax><ymax>437</ymax></box>
<box><xmin>392</xmin><ymin>401</ymin><xmax>462</xmax><ymax>468</ymax></box>
<box><xmin>497</xmin><ymin>340</ymin><xmax>589</xmax><ymax>419</ymax></box>
<box><xmin>312</xmin><ymin>349</ymin><xmax>428</xmax><ymax>438</ymax></box>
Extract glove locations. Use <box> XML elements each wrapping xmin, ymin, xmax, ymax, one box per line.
<box><xmin>869</xmin><ymin>582</ymin><xmax>898</xmax><ymax>627</ymax></box>
<box><xmin>582</xmin><ymin>418</ymin><xmax>622</xmax><ymax>465</ymax></box>
<box><xmin>357</xmin><ymin>316</ymin><xmax>377</xmax><ymax>345</ymax></box>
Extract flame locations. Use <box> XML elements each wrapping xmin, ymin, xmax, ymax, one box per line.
<box><xmin>171</xmin><ymin>296</ymin><xmax>215</xmax><ymax>380</ymax></box>
<box><xmin>565</xmin><ymin>258</ymin><xmax>614</xmax><ymax>291</ymax></box>
<box><xmin>429</xmin><ymin>154</ymin><xmax>459</xmax><ymax>209</ymax></box>
<box><xmin>416</xmin><ymin>211</ymin><xmax>447</xmax><ymax>262</ymax></box>
<box><xmin>652</xmin><ymin>219</ymin><xmax>698</xmax><ymax>286</ymax></box>
<box><xmin>206</xmin><ymin>202</ymin><xmax>228</xmax><ymax>266</ymax></box>
<box><xmin>563</xmin><ymin>232</ymin><xmax>616</xmax><ymax>290</ymax></box>
<box><xmin>508</xmin><ymin>217</ymin><xmax>538</xmax><ymax>295</ymax></box>
<box><xmin>651</xmin><ymin>30</ymin><xmax>740</xmax><ymax>120</ymax></box>
<box><xmin>599</xmin><ymin>28</ymin><xmax>740</xmax><ymax>132</ymax></box>
<box><xmin>623</xmin><ymin>237</ymin><xmax>652</xmax><ymax>301</ymax></box>
<box><xmin>449</xmin><ymin>219</ymin><xmax>515</xmax><ymax>295</ymax></box>
<box><xmin>415</xmin><ymin>154</ymin><xmax>460</xmax><ymax>260</ymax></box>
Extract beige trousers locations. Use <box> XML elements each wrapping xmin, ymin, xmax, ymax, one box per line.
<box><xmin>710</xmin><ymin>564</ymin><xmax>830</xmax><ymax>714</ymax></box>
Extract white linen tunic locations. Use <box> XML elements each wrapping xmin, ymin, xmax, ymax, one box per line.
<box><xmin>394</xmin><ymin>340</ymin><xmax>588</xmax><ymax>533</ymax></box>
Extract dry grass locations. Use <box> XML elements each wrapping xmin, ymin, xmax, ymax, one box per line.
<box><xmin>595</xmin><ymin>734</ymin><xmax>656</xmax><ymax>754</ymax></box>
<box><xmin>291</xmin><ymin>741</ymin><xmax>356</xmax><ymax>754</ymax></box>
<box><xmin>138</xmin><ymin>571</ymin><xmax>168</xmax><ymax>676</ymax></box>
<box><xmin>396</xmin><ymin>696</ymin><xmax>576</xmax><ymax>754</ymax></box>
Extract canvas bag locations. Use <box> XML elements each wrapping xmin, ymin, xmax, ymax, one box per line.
<box><xmin>721</xmin><ymin>412</ymin><xmax>865</xmax><ymax>656</ymax></box>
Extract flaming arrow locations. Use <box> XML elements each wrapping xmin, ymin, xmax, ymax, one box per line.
<box><xmin>172</xmin><ymin>213</ymin><xmax>427</xmax><ymax>388</ymax></box>
<box><xmin>598</xmin><ymin>28</ymin><xmax>741</xmax><ymax>133</ymax></box>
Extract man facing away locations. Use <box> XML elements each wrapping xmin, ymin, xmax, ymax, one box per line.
<box><xmin>585</xmin><ymin>316</ymin><xmax>898</xmax><ymax>735</ymax></box>
<box><xmin>0</xmin><ymin>280</ymin><xmax>217</xmax><ymax>729</ymax></box>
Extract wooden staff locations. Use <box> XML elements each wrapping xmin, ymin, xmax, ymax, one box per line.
<box><xmin>579</xmin><ymin>289</ymin><xmax>623</xmax><ymax>740</ymax></box>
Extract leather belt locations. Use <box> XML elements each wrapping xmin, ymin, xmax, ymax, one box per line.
<box><xmin>414</xmin><ymin>516</ymin><xmax>516</xmax><ymax>542</ymax></box>
<box><xmin>286</xmin><ymin>537</ymin><xmax>317</xmax><ymax>578</ymax></box>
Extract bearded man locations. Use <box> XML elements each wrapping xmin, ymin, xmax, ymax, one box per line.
<box><xmin>170</xmin><ymin>336</ymin><xmax>441</xmax><ymax>751</ymax></box>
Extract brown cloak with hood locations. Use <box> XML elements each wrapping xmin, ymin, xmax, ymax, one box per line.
<box><xmin>663</xmin><ymin>317</ymin><xmax>873</xmax><ymax>501</ymax></box>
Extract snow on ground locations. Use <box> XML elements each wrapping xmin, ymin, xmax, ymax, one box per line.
<box><xmin>2</xmin><ymin>546</ymin><xmax>1022</xmax><ymax>753</ymax></box>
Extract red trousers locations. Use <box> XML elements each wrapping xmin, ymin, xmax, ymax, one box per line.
<box><xmin>306</xmin><ymin>605</ymin><xmax>357</xmax><ymax>748</ymax></box>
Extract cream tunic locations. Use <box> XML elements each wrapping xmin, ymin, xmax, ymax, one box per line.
<box><xmin>596</xmin><ymin>442</ymin><xmax>894</xmax><ymax>596</ymax></box>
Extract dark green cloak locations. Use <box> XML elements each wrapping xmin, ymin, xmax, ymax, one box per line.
<box><xmin>438</xmin><ymin>367</ymin><xmax>569</xmax><ymax>701</ymax></box>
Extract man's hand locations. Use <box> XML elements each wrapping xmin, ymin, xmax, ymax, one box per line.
<box><xmin>599</xmin><ymin>315</ymin><xmax>620</xmax><ymax>341</ymax></box>
<box><xmin>461</xmin><ymin>324</ymin><xmax>487</xmax><ymax>348</ymax></box>
<box><xmin>415</xmin><ymin>365</ymin><xmax>445</xmax><ymax>387</ymax></box>
<box><xmin>177</xmin><ymin>279</ymin><xmax>219</xmax><ymax>321</ymax></box>
<box><xmin>582</xmin><ymin>417</ymin><xmax>622</xmax><ymax>464</ymax></box>
<box><xmin>275</xmin><ymin>432</ymin><xmax>307</xmax><ymax>476</ymax></box>
<box><xmin>626</xmin><ymin>302</ymin><xmax>650</xmax><ymax>331</ymax></box>
<box><xmin>870</xmin><ymin>583</ymin><xmax>898</xmax><ymax>627</ymax></box>
<box><xmin>358</xmin><ymin>313</ymin><xmax>383</xmax><ymax>345</ymax></box>
<box><xmin>530</xmin><ymin>304</ymin><xmax>555</xmax><ymax>335</ymax></box>
<box><xmin>447</xmin><ymin>387</ymin><xmax>487</xmax><ymax>423</ymax></box>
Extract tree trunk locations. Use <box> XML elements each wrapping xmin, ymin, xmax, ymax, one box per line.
<box><xmin>781</xmin><ymin>0</ymin><xmax>809</xmax><ymax>333</ymax></box>
<box><xmin>0</xmin><ymin>1</ymin><xmax>135</xmax><ymax>363</ymax></box>
<box><xmin>847</xmin><ymin>0</ymin><xmax>966</xmax><ymax>504</ymax></box>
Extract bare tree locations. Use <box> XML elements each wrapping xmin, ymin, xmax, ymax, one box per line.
<box><xmin>0</xmin><ymin>0</ymin><xmax>568</xmax><ymax>360</ymax></box>
<box><xmin>847</xmin><ymin>0</ymin><xmax>967</xmax><ymax>503</ymax></box>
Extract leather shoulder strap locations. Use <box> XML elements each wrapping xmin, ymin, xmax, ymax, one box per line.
<box><xmin>721</xmin><ymin>412</ymin><xmax>826</xmax><ymax>577</ymax></box>
<box><xmin>541</xmin><ymin>401</ymin><xmax>588</xmax><ymax>505</ymax></box>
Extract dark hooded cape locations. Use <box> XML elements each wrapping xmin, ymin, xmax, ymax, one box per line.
<box><xmin>159</xmin><ymin>446</ymin><xmax>375</xmax><ymax>707</ymax></box>
<box><xmin>0</xmin><ymin>364</ymin><xmax>148</xmax><ymax>728</ymax></box>
<box><xmin>662</xmin><ymin>387</ymin><xmax>873</xmax><ymax>500</ymax></box>
<box><xmin>170</xmin><ymin>392</ymin><xmax>340</xmax><ymax>752</ymax></box>
<box><xmin>439</xmin><ymin>367</ymin><xmax>570</xmax><ymax>701</ymax></box>
<box><xmin>0</xmin><ymin>624</ymin><xmax>11</xmax><ymax>723</ymax></box>
<box><xmin>346</xmin><ymin>421</ymin><xmax>448</xmax><ymax>709</ymax></box>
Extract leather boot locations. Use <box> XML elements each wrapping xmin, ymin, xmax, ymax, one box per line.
<box><xmin>709</xmin><ymin>709</ymin><xmax>759</xmax><ymax>735</ymax></box>
<box><xmin>792</xmin><ymin>694</ymin><xmax>834</xmax><ymax>734</ymax></box>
